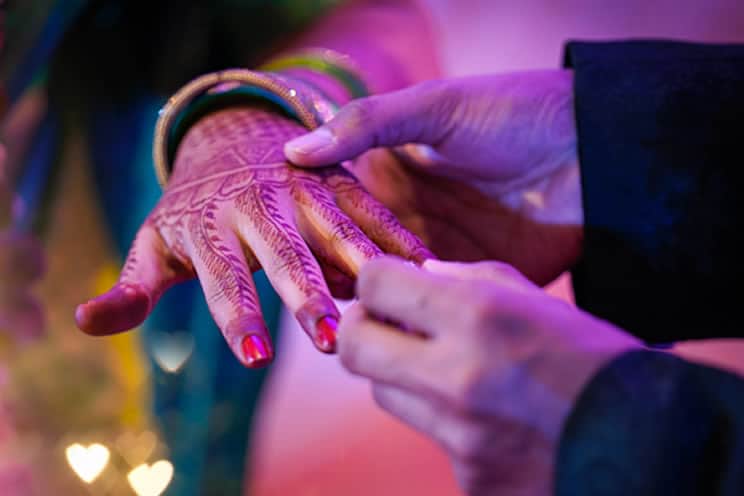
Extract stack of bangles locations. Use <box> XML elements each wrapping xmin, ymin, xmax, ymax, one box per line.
<box><xmin>152</xmin><ymin>48</ymin><xmax>370</xmax><ymax>188</ymax></box>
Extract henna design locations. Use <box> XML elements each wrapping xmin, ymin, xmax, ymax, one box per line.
<box><xmin>235</xmin><ymin>180</ymin><xmax>325</xmax><ymax>294</ymax></box>
<box><xmin>189</xmin><ymin>201</ymin><xmax>259</xmax><ymax>315</ymax></box>
<box><xmin>330</xmin><ymin>172</ymin><xmax>433</xmax><ymax>263</ymax></box>
<box><xmin>293</xmin><ymin>175</ymin><xmax>382</xmax><ymax>267</ymax></box>
<box><xmin>130</xmin><ymin>106</ymin><xmax>429</xmax><ymax>349</ymax></box>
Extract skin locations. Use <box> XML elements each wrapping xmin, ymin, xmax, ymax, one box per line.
<box><xmin>287</xmin><ymin>71</ymin><xmax>744</xmax><ymax>493</ymax></box>
<box><xmin>340</xmin><ymin>256</ymin><xmax>639</xmax><ymax>496</ymax></box>
<box><xmin>76</xmin><ymin>105</ymin><xmax>430</xmax><ymax>365</ymax></box>
<box><xmin>286</xmin><ymin>71</ymin><xmax>583</xmax><ymax>285</ymax></box>
<box><xmin>72</xmin><ymin>0</ymin><xmax>440</xmax><ymax>365</ymax></box>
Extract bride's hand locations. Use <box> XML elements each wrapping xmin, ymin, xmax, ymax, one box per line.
<box><xmin>75</xmin><ymin>105</ymin><xmax>431</xmax><ymax>367</ymax></box>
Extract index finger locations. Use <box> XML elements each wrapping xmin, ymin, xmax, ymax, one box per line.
<box><xmin>338</xmin><ymin>302</ymin><xmax>431</xmax><ymax>390</ymax></box>
<box><xmin>284</xmin><ymin>81</ymin><xmax>456</xmax><ymax>166</ymax></box>
<box><xmin>356</xmin><ymin>256</ymin><xmax>468</xmax><ymax>336</ymax></box>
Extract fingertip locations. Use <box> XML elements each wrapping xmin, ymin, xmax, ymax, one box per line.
<box><xmin>421</xmin><ymin>258</ymin><xmax>457</xmax><ymax>272</ymax></box>
<box><xmin>295</xmin><ymin>293</ymin><xmax>340</xmax><ymax>353</ymax></box>
<box><xmin>75</xmin><ymin>283</ymin><xmax>150</xmax><ymax>335</ymax></box>
<box><xmin>283</xmin><ymin>141</ymin><xmax>307</xmax><ymax>165</ymax></box>
<box><xmin>284</xmin><ymin>127</ymin><xmax>336</xmax><ymax>166</ymax></box>
<box><xmin>315</xmin><ymin>315</ymin><xmax>339</xmax><ymax>353</ymax></box>
<box><xmin>357</xmin><ymin>255</ymin><xmax>409</xmax><ymax>297</ymax></box>
<box><xmin>222</xmin><ymin>315</ymin><xmax>274</xmax><ymax>368</ymax></box>
<box><xmin>240</xmin><ymin>334</ymin><xmax>274</xmax><ymax>368</ymax></box>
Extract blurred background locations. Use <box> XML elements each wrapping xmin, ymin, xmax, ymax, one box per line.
<box><xmin>2</xmin><ymin>1</ymin><xmax>744</xmax><ymax>495</ymax></box>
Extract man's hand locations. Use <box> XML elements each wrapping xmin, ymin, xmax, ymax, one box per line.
<box><xmin>338</xmin><ymin>257</ymin><xmax>639</xmax><ymax>495</ymax></box>
<box><xmin>75</xmin><ymin>105</ymin><xmax>431</xmax><ymax>367</ymax></box>
<box><xmin>286</xmin><ymin>71</ymin><xmax>583</xmax><ymax>284</ymax></box>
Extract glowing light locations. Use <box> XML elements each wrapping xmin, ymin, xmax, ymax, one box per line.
<box><xmin>127</xmin><ymin>460</ymin><xmax>174</xmax><ymax>496</ymax></box>
<box><xmin>65</xmin><ymin>443</ymin><xmax>110</xmax><ymax>484</ymax></box>
<box><xmin>151</xmin><ymin>332</ymin><xmax>194</xmax><ymax>373</ymax></box>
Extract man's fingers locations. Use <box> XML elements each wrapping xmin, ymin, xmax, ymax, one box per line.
<box><xmin>186</xmin><ymin>224</ymin><xmax>273</xmax><ymax>368</ymax></box>
<box><xmin>284</xmin><ymin>81</ymin><xmax>457</xmax><ymax>166</ymax></box>
<box><xmin>235</xmin><ymin>188</ymin><xmax>340</xmax><ymax>353</ymax></box>
<box><xmin>372</xmin><ymin>383</ymin><xmax>444</xmax><ymax>439</ymax></box>
<box><xmin>356</xmin><ymin>256</ymin><xmax>468</xmax><ymax>336</ymax></box>
<box><xmin>423</xmin><ymin>259</ymin><xmax>536</xmax><ymax>291</ymax></box>
<box><xmin>333</xmin><ymin>181</ymin><xmax>433</xmax><ymax>265</ymax></box>
<box><xmin>338</xmin><ymin>302</ymin><xmax>429</xmax><ymax>389</ymax></box>
<box><xmin>75</xmin><ymin>223</ymin><xmax>189</xmax><ymax>336</ymax></box>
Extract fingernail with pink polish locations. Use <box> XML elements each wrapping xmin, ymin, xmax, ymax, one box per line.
<box><xmin>241</xmin><ymin>335</ymin><xmax>273</xmax><ymax>368</ymax></box>
<box><xmin>315</xmin><ymin>315</ymin><xmax>339</xmax><ymax>353</ymax></box>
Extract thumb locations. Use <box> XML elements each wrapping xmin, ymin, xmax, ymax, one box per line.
<box><xmin>284</xmin><ymin>81</ymin><xmax>458</xmax><ymax>166</ymax></box>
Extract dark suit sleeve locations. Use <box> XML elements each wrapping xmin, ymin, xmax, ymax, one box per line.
<box><xmin>555</xmin><ymin>350</ymin><xmax>744</xmax><ymax>496</ymax></box>
<box><xmin>564</xmin><ymin>40</ymin><xmax>744</xmax><ymax>344</ymax></box>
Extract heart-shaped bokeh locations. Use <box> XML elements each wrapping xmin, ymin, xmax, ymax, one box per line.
<box><xmin>127</xmin><ymin>460</ymin><xmax>174</xmax><ymax>496</ymax></box>
<box><xmin>65</xmin><ymin>443</ymin><xmax>110</xmax><ymax>484</ymax></box>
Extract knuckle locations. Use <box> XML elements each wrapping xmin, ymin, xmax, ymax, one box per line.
<box><xmin>464</xmin><ymin>292</ymin><xmax>497</xmax><ymax>330</ymax></box>
<box><xmin>449</xmin><ymin>363</ymin><xmax>491</xmax><ymax>415</ymax></box>
<box><xmin>338</xmin><ymin>99</ymin><xmax>375</xmax><ymax>133</ymax></box>
<box><xmin>422</xmin><ymin>81</ymin><xmax>463</xmax><ymax>121</ymax></box>
<box><xmin>446</xmin><ymin>424</ymin><xmax>489</xmax><ymax>465</ymax></box>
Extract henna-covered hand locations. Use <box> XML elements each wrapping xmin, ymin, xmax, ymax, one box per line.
<box><xmin>75</xmin><ymin>105</ymin><xmax>431</xmax><ymax>367</ymax></box>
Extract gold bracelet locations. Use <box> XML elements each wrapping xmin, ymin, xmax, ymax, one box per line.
<box><xmin>152</xmin><ymin>68</ymin><xmax>337</xmax><ymax>188</ymax></box>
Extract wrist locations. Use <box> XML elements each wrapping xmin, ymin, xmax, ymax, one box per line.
<box><xmin>155</xmin><ymin>49</ymin><xmax>369</xmax><ymax>188</ymax></box>
<box><xmin>154</xmin><ymin>69</ymin><xmax>337</xmax><ymax>187</ymax></box>
<box><xmin>170</xmin><ymin>104</ymin><xmax>303</xmax><ymax>181</ymax></box>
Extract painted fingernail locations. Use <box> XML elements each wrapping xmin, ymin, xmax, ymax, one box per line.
<box><xmin>241</xmin><ymin>335</ymin><xmax>272</xmax><ymax>368</ymax></box>
<box><xmin>285</xmin><ymin>127</ymin><xmax>335</xmax><ymax>157</ymax></box>
<box><xmin>315</xmin><ymin>315</ymin><xmax>339</xmax><ymax>353</ymax></box>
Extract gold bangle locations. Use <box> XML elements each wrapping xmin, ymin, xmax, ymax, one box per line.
<box><xmin>153</xmin><ymin>68</ymin><xmax>337</xmax><ymax>188</ymax></box>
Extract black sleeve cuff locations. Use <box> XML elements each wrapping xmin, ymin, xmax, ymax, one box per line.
<box><xmin>555</xmin><ymin>349</ymin><xmax>744</xmax><ymax>495</ymax></box>
<box><xmin>564</xmin><ymin>40</ymin><xmax>744</xmax><ymax>343</ymax></box>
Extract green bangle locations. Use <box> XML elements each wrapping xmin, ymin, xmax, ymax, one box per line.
<box><xmin>260</xmin><ymin>48</ymin><xmax>370</xmax><ymax>99</ymax></box>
